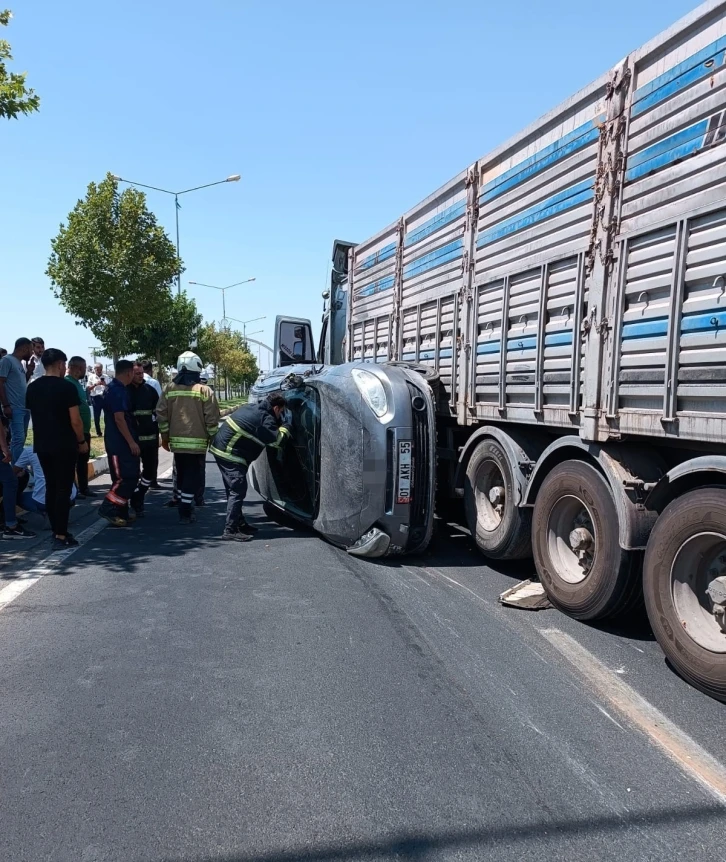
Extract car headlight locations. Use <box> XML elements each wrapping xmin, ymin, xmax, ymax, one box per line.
<box><xmin>351</xmin><ymin>368</ymin><xmax>388</xmax><ymax>419</ymax></box>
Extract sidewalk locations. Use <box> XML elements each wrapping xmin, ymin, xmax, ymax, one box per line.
<box><xmin>0</xmin><ymin>449</ymin><xmax>175</xmax><ymax>581</ymax></box>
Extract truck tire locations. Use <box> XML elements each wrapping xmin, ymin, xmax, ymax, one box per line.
<box><xmin>464</xmin><ymin>439</ymin><xmax>532</xmax><ymax>560</ymax></box>
<box><xmin>532</xmin><ymin>460</ymin><xmax>642</xmax><ymax>621</ymax></box>
<box><xmin>643</xmin><ymin>489</ymin><xmax>726</xmax><ymax>703</ymax></box>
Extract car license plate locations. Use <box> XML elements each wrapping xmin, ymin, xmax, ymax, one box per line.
<box><xmin>397</xmin><ymin>441</ymin><xmax>412</xmax><ymax>504</ymax></box>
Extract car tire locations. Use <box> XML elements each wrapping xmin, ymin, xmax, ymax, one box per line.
<box><xmin>532</xmin><ymin>460</ymin><xmax>642</xmax><ymax>621</ymax></box>
<box><xmin>385</xmin><ymin>360</ymin><xmax>440</xmax><ymax>402</ymax></box>
<box><xmin>464</xmin><ymin>438</ymin><xmax>532</xmax><ymax>560</ymax></box>
<box><xmin>643</xmin><ymin>489</ymin><xmax>726</xmax><ymax>703</ymax></box>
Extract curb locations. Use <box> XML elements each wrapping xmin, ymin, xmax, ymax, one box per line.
<box><xmin>88</xmin><ymin>454</ymin><xmax>109</xmax><ymax>481</ymax></box>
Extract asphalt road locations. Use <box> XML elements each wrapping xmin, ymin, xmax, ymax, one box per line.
<box><xmin>1</xmin><ymin>458</ymin><xmax>725</xmax><ymax>862</ymax></box>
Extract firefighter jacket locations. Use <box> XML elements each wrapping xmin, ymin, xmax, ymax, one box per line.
<box><xmin>156</xmin><ymin>382</ymin><xmax>220</xmax><ymax>455</ymax></box>
<box><xmin>210</xmin><ymin>400</ymin><xmax>290</xmax><ymax>467</ymax></box>
<box><xmin>127</xmin><ymin>382</ymin><xmax>159</xmax><ymax>445</ymax></box>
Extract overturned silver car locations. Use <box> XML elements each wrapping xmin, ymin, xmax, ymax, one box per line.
<box><xmin>249</xmin><ymin>357</ymin><xmax>436</xmax><ymax>558</ymax></box>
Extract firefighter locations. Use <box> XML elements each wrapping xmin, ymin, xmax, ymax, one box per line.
<box><xmin>98</xmin><ymin>360</ymin><xmax>143</xmax><ymax>527</ymax></box>
<box><xmin>156</xmin><ymin>352</ymin><xmax>220</xmax><ymax>524</ymax></box>
<box><xmin>210</xmin><ymin>393</ymin><xmax>290</xmax><ymax>542</ymax></box>
<box><xmin>127</xmin><ymin>361</ymin><xmax>160</xmax><ymax>515</ymax></box>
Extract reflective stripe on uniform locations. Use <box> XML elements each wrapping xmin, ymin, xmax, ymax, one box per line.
<box><xmin>165</xmin><ymin>390</ymin><xmax>208</xmax><ymax>401</ymax></box>
<box><xmin>170</xmin><ymin>436</ymin><xmax>208</xmax><ymax>449</ymax></box>
<box><xmin>139</xmin><ymin>434</ymin><xmax>157</xmax><ymax>442</ymax></box>
<box><xmin>133</xmin><ymin>410</ymin><xmax>154</xmax><ymax>416</ymax></box>
<box><xmin>207</xmin><ymin>425</ymin><xmax>219</xmax><ymax>437</ymax></box>
<box><xmin>226</xmin><ymin>417</ymin><xmax>267</xmax><ymax>448</ymax></box>
<box><xmin>209</xmin><ymin>445</ymin><xmax>248</xmax><ymax>466</ymax></box>
<box><xmin>158</xmin><ymin>422</ymin><xmax>170</xmax><ymax>433</ymax></box>
<box><xmin>268</xmin><ymin>425</ymin><xmax>292</xmax><ymax>450</ymax></box>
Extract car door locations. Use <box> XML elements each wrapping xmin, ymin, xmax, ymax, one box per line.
<box><xmin>265</xmin><ymin>386</ymin><xmax>321</xmax><ymax>521</ymax></box>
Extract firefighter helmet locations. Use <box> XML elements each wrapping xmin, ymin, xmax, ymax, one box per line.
<box><xmin>176</xmin><ymin>351</ymin><xmax>204</xmax><ymax>374</ymax></box>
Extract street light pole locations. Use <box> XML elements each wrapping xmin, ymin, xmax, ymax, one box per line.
<box><xmin>226</xmin><ymin>315</ymin><xmax>266</xmax><ymax>345</ymax></box>
<box><xmin>111</xmin><ymin>174</ymin><xmax>241</xmax><ymax>295</ymax></box>
<box><xmin>188</xmin><ymin>279</ymin><xmax>256</xmax><ymax>326</ymax></box>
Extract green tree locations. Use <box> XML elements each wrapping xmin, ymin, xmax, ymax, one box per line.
<box><xmin>128</xmin><ymin>292</ymin><xmax>202</xmax><ymax>383</ymax></box>
<box><xmin>197</xmin><ymin>322</ymin><xmax>258</xmax><ymax>397</ymax></box>
<box><xmin>47</xmin><ymin>173</ymin><xmax>182</xmax><ymax>362</ymax></box>
<box><xmin>0</xmin><ymin>10</ymin><xmax>39</xmax><ymax>119</ymax></box>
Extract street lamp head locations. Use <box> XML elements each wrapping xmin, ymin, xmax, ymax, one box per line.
<box><xmin>111</xmin><ymin>175</ymin><xmax>122</xmax><ymax>181</ymax></box>
<box><xmin>226</xmin><ymin>174</ymin><xmax>241</xmax><ymax>182</ymax></box>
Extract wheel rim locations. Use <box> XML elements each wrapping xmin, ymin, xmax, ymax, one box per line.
<box><xmin>670</xmin><ymin>532</ymin><xmax>726</xmax><ymax>654</ymax></box>
<box><xmin>546</xmin><ymin>495</ymin><xmax>596</xmax><ymax>585</ymax></box>
<box><xmin>474</xmin><ymin>460</ymin><xmax>506</xmax><ymax>532</ymax></box>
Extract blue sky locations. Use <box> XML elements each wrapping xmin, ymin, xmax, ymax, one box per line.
<box><xmin>1</xmin><ymin>0</ymin><xmax>697</xmax><ymax>369</ymax></box>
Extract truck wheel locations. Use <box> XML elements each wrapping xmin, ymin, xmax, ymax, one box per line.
<box><xmin>532</xmin><ymin>460</ymin><xmax>641</xmax><ymax>620</ymax></box>
<box><xmin>643</xmin><ymin>489</ymin><xmax>726</xmax><ymax>703</ymax></box>
<box><xmin>464</xmin><ymin>439</ymin><xmax>532</xmax><ymax>559</ymax></box>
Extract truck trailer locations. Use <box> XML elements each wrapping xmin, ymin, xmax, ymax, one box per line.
<box><xmin>272</xmin><ymin>0</ymin><xmax>726</xmax><ymax>701</ymax></box>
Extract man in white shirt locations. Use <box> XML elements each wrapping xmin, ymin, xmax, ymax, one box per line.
<box><xmin>15</xmin><ymin>446</ymin><xmax>77</xmax><ymax>514</ymax></box>
<box><xmin>86</xmin><ymin>363</ymin><xmax>107</xmax><ymax>436</ymax></box>
<box><xmin>25</xmin><ymin>338</ymin><xmax>46</xmax><ymax>382</ymax></box>
<box><xmin>141</xmin><ymin>361</ymin><xmax>162</xmax><ymax>397</ymax></box>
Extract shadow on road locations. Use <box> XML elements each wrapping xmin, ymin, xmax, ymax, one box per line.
<box><xmin>161</xmin><ymin>802</ymin><xmax>726</xmax><ymax>862</ymax></box>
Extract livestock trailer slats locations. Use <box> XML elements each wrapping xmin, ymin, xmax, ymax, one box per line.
<box><xmin>346</xmin><ymin>0</ymin><xmax>726</xmax><ymax>444</ymax></box>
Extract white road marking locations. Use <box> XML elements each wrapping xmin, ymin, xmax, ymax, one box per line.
<box><xmin>0</xmin><ymin>518</ymin><xmax>108</xmax><ymax>611</ymax></box>
<box><xmin>0</xmin><ymin>463</ymin><xmax>175</xmax><ymax>613</ymax></box>
<box><xmin>540</xmin><ymin>627</ymin><xmax>726</xmax><ymax>806</ymax></box>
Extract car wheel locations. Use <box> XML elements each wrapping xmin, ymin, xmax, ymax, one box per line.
<box><xmin>532</xmin><ymin>460</ymin><xmax>642</xmax><ymax>621</ymax></box>
<box><xmin>464</xmin><ymin>438</ymin><xmax>532</xmax><ymax>559</ymax></box>
<box><xmin>643</xmin><ymin>489</ymin><xmax>726</xmax><ymax>703</ymax></box>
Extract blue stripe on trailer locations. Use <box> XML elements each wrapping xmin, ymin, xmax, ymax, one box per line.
<box><xmin>544</xmin><ymin>330</ymin><xmax>573</xmax><ymax>346</ymax></box>
<box><xmin>507</xmin><ymin>336</ymin><xmax>537</xmax><ymax>351</ymax></box>
<box><xmin>357</xmin><ymin>242</ymin><xmax>397</xmax><ymax>272</ymax></box>
<box><xmin>477</xmin><ymin>341</ymin><xmax>501</xmax><ymax>355</ymax></box>
<box><xmin>621</xmin><ymin>317</ymin><xmax>669</xmax><ymax>339</ymax></box>
<box><xmin>625</xmin><ymin>119</ymin><xmax>709</xmax><ymax>182</ymax></box>
<box><xmin>405</xmin><ymin>200</ymin><xmax>466</xmax><ymax>247</ymax></box>
<box><xmin>632</xmin><ymin>35</ymin><xmax>726</xmax><ymax>118</ymax></box>
<box><xmin>681</xmin><ymin>308</ymin><xmax>726</xmax><ymax>332</ymax></box>
<box><xmin>477</xmin><ymin>179</ymin><xmax>594</xmax><ymax>247</ymax></box>
<box><xmin>480</xmin><ymin>118</ymin><xmax>603</xmax><ymax>204</ymax></box>
<box><xmin>357</xmin><ymin>275</ymin><xmax>395</xmax><ymax>297</ymax></box>
<box><xmin>403</xmin><ymin>238</ymin><xmax>464</xmax><ymax>278</ymax></box>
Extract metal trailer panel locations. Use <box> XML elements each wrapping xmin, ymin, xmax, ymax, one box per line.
<box><xmin>349</xmin><ymin>221</ymin><xmax>400</xmax><ymax>364</ymax></box>
<box><xmin>344</xmin><ymin>1</ymin><xmax>726</xmax><ymax>446</ymax></box>
<box><xmin>602</xmin><ymin>1</ymin><xmax>726</xmax><ymax>439</ymax></box>
<box><xmin>467</xmin><ymin>74</ymin><xmax>606</xmax><ymax>427</ymax></box>
<box><xmin>399</xmin><ymin>171</ymin><xmax>469</xmax><ymax>413</ymax></box>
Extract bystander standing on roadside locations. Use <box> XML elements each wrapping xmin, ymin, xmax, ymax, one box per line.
<box><xmin>128</xmin><ymin>362</ymin><xmax>159</xmax><ymax>511</ymax></box>
<box><xmin>0</xmin><ymin>410</ymin><xmax>36</xmax><ymax>539</ymax></box>
<box><xmin>66</xmin><ymin>356</ymin><xmax>94</xmax><ymax>498</ymax></box>
<box><xmin>86</xmin><ymin>363</ymin><xmax>107</xmax><ymax>437</ymax></box>
<box><xmin>0</xmin><ymin>348</ymin><xmax>7</xmax><ymax>359</ymax></box>
<box><xmin>98</xmin><ymin>360</ymin><xmax>143</xmax><ymax>527</ymax></box>
<box><xmin>0</xmin><ymin>337</ymin><xmax>33</xmax><ymax>465</ymax></box>
<box><xmin>25</xmin><ymin>337</ymin><xmax>45</xmax><ymax>383</ymax></box>
<box><xmin>141</xmin><ymin>361</ymin><xmax>162</xmax><ymax>398</ymax></box>
<box><xmin>25</xmin><ymin>349</ymin><xmax>87</xmax><ymax>549</ymax></box>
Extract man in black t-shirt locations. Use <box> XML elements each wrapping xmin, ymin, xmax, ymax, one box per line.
<box><xmin>25</xmin><ymin>348</ymin><xmax>89</xmax><ymax>550</ymax></box>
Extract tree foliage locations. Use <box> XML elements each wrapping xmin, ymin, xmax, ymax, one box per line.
<box><xmin>197</xmin><ymin>322</ymin><xmax>259</xmax><ymax>388</ymax></box>
<box><xmin>128</xmin><ymin>292</ymin><xmax>202</xmax><ymax>381</ymax></box>
<box><xmin>47</xmin><ymin>173</ymin><xmax>182</xmax><ymax>361</ymax></box>
<box><xmin>0</xmin><ymin>10</ymin><xmax>39</xmax><ymax>120</ymax></box>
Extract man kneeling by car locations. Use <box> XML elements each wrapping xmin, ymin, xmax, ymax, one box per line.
<box><xmin>210</xmin><ymin>394</ymin><xmax>290</xmax><ymax>542</ymax></box>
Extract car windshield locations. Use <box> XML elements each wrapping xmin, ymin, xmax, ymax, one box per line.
<box><xmin>267</xmin><ymin>386</ymin><xmax>321</xmax><ymax>519</ymax></box>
